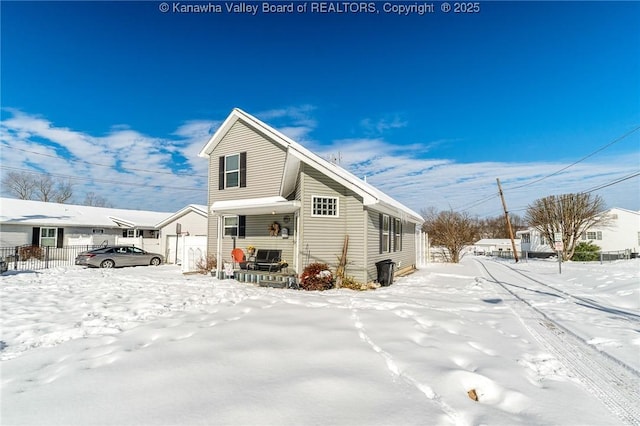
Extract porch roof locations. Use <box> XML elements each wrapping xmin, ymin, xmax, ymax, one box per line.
<box><xmin>210</xmin><ymin>196</ymin><xmax>301</xmax><ymax>216</ymax></box>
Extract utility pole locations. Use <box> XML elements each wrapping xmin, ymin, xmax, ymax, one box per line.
<box><xmin>496</xmin><ymin>178</ymin><xmax>519</xmax><ymax>263</ymax></box>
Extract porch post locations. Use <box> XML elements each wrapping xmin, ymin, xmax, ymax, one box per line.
<box><xmin>216</xmin><ymin>215</ymin><xmax>222</xmax><ymax>279</ymax></box>
<box><xmin>294</xmin><ymin>212</ymin><xmax>300</xmax><ymax>274</ymax></box>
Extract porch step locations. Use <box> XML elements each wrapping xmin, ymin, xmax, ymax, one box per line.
<box><xmin>258</xmin><ymin>279</ymin><xmax>287</xmax><ymax>289</ymax></box>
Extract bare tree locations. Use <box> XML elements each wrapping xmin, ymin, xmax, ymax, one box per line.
<box><xmin>2</xmin><ymin>171</ymin><xmax>35</xmax><ymax>199</ymax></box>
<box><xmin>422</xmin><ymin>208</ymin><xmax>480</xmax><ymax>263</ymax></box>
<box><xmin>2</xmin><ymin>171</ymin><xmax>73</xmax><ymax>203</ymax></box>
<box><xmin>525</xmin><ymin>193</ymin><xmax>609</xmax><ymax>260</ymax></box>
<box><xmin>478</xmin><ymin>214</ymin><xmax>526</xmax><ymax>239</ymax></box>
<box><xmin>33</xmin><ymin>175</ymin><xmax>73</xmax><ymax>203</ymax></box>
<box><xmin>83</xmin><ymin>192</ymin><xmax>113</xmax><ymax>207</ymax></box>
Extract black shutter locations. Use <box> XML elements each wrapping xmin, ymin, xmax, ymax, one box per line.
<box><xmin>123</xmin><ymin>230</ymin><xmax>127</xmax><ymax>237</ymax></box>
<box><xmin>399</xmin><ymin>221</ymin><xmax>403</xmax><ymax>251</ymax></box>
<box><xmin>218</xmin><ymin>156</ymin><xmax>225</xmax><ymax>190</ymax></box>
<box><xmin>379</xmin><ymin>213</ymin><xmax>383</xmax><ymax>254</ymax></box>
<box><xmin>32</xmin><ymin>227</ymin><xmax>40</xmax><ymax>246</ymax></box>
<box><xmin>240</xmin><ymin>152</ymin><xmax>247</xmax><ymax>188</ymax></box>
<box><xmin>238</xmin><ymin>215</ymin><xmax>246</xmax><ymax>238</ymax></box>
<box><xmin>57</xmin><ymin>228</ymin><xmax>64</xmax><ymax>248</ymax></box>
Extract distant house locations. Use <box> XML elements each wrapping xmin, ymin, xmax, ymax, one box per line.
<box><xmin>0</xmin><ymin>198</ymin><xmax>172</xmax><ymax>252</ymax></box>
<box><xmin>517</xmin><ymin>207</ymin><xmax>640</xmax><ymax>256</ymax></box>
<box><xmin>473</xmin><ymin>238</ymin><xmax>520</xmax><ymax>256</ymax></box>
<box><xmin>198</xmin><ymin>108</ymin><xmax>424</xmax><ymax>283</ymax></box>
<box><xmin>155</xmin><ymin>204</ymin><xmax>208</xmax><ymax>265</ymax></box>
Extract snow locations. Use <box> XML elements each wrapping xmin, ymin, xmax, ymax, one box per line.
<box><xmin>0</xmin><ymin>197</ymin><xmax>172</xmax><ymax>228</ymax></box>
<box><xmin>1</xmin><ymin>257</ymin><xmax>638</xmax><ymax>425</ymax></box>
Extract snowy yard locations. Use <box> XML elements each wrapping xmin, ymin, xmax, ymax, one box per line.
<box><xmin>1</xmin><ymin>258</ymin><xmax>638</xmax><ymax>425</ymax></box>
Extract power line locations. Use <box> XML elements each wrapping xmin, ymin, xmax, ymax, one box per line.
<box><xmin>457</xmin><ymin>126</ymin><xmax>639</xmax><ymax>214</ymax></box>
<box><xmin>505</xmin><ymin>125</ymin><xmax>640</xmax><ymax>192</ymax></box>
<box><xmin>581</xmin><ymin>171</ymin><xmax>640</xmax><ymax>194</ymax></box>
<box><xmin>0</xmin><ymin>165</ymin><xmax>207</xmax><ymax>192</ymax></box>
<box><xmin>1</xmin><ymin>145</ymin><xmax>207</xmax><ymax>178</ymax></box>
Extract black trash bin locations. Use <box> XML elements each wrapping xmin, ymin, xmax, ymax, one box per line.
<box><xmin>375</xmin><ymin>259</ymin><xmax>396</xmax><ymax>286</ymax></box>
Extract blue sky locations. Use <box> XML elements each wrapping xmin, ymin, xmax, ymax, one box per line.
<box><xmin>1</xmin><ymin>1</ymin><xmax>638</xmax><ymax>217</ymax></box>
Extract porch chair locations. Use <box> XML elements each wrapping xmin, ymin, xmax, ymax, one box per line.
<box><xmin>254</xmin><ymin>249</ymin><xmax>283</xmax><ymax>272</ymax></box>
<box><xmin>231</xmin><ymin>248</ymin><xmax>252</xmax><ymax>270</ymax></box>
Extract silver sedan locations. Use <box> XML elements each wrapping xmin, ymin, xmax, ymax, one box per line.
<box><xmin>75</xmin><ymin>246</ymin><xmax>164</xmax><ymax>268</ymax></box>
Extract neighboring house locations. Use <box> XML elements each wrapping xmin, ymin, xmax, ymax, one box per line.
<box><xmin>517</xmin><ymin>207</ymin><xmax>640</xmax><ymax>255</ymax></box>
<box><xmin>0</xmin><ymin>198</ymin><xmax>172</xmax><ymax>252</ymax></box>
<box><xmin>198</xmin><ymin>108</ymin><xmax>424</xmax><ymax>283</ymax></box>
<box><xmin>473</xmin><ymin>238</ymin><xmax>520</xmax><ymax>255</ymax></box>
<box><xmin>156</xmin><ymin>204</ymin><xmax>208</xmax><ymax>265</ymax></box>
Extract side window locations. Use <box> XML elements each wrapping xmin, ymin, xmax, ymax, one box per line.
<box><xmin>380</xmin><ymin>214</ymin><xmax>390</xmax><ymax>253</ymax></box>
<box><xmin>394</xmin><ymin>218</ymin><xmax>402</xmax><ymax>252</ymax></box>
<box><xmin>311</xmin><ymin>196</ymin><xmax>339</xmax><ymax>217</ymax></box>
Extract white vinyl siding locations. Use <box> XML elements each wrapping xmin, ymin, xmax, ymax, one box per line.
<box><xmin>298</xmin><ymin>165</ymin><xmax>366</xmax><ymax>282</ymax></box>
<box><xmin>208</xmin><ymin>120</ymin><xmax>286</xmax><ymax>202</ymax></box>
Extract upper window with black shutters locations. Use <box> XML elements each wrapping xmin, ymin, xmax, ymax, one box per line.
<box><xmin>219</xmin><ymin>152</ymin><xmax>247</xmax><ymax>190</ymax></box>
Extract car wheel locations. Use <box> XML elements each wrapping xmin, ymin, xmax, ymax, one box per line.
<box><xmin>150</xmin><ymin>257</ymin><xmax>161</xmax><ymax>266</ymax></box>
<box><xmin>100</xmin><ymin>259</ymin><xmax>115</xmax><ymax>268</ymax></box>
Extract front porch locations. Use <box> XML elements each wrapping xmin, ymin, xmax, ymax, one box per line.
<box><xmin>214</xmin><ymin>268</ymin><xmax>299</xmax><ymax>288</ymax></box>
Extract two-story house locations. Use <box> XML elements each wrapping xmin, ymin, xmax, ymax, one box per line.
<box><xmin>517</xmin><ymin>207</ymin><xmax>640</xmax><ymax>257</ymax></box>
<box><xmin>198</xmin><ymin>108</ymin><xmax>424</xmax><ymax>284</ymax></box>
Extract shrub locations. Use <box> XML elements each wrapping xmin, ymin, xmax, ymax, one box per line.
<box><xmin>572</xmin><ymin>241</ymin><xmax>600</xmax><ymax>261</ymax></box>
<box><xmin>300</xmin><ymin>262</ymin><xmax>334</xmax><ymax>291</ymax></box>
<box><xmin>340</xmin><ymin>275</ymin><xmax>366</xmax><ymax>291</ymax></box>
<box><xmin>19</xmin><ymin>245</ymin><xmax>43</xmax><ymax>261</ymax></box>
<box><xmin>196</xmin><ymin>254</ymin><xmax>217</xmax><ymax>274</ymax></box>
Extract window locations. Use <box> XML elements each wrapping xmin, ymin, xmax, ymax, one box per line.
<box><xmin>218</xmin><ymin>152</ymin><xmax>246</xmax><ymax>190</ymax></box>
<box><xmin>92</xmin><ymin>229</ymin><xmax>104</xmax><ymax>234</ymax></box>
<box><xmin>224</xmin><ymin>216</ymin><xmax>238</xmax><ymax>237</ymax></box>
<box><xmin>521</xmin><ymin>233</ymin><xmax>530</xmax><ymax>243</ymax></box>
<box><xmin>125</xmin><ymin>229</ymin><xmax>140</xmax><ymax>238</ymax></box>
<box><xmin>223</xmin><ymin>215</ymin><xmax>246</xmax><ymax>238</ymax></box>
<box><xmin>586</xmin><ymin>231</ymin><xmax>602</xmax><ymax>240</ymax></box>
<box><xmin>381</xmin><ymin>214</ymin><xmax>390</xmax><ymax>253</ymax></box>
<box><xmin>225</xmin><ymin>154</ymin><xmax>240</xmax><ymax>188</ymax></box>
<box><xmin>312</xmin><ymin>196</ymin><xmax>338</xmax><ymax>217</ymax></box>
<box><xmin>40</xmin><ymin>227</ymin><xmax>57</xmax><ymax>247</ymax></box>
<box><xmin>394</xmin><ymin>218</ymin><xmax>402</xmax><ymax>251</ymax></box>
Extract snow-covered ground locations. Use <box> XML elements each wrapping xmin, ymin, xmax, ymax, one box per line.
<box><xmin>1</xmin><ymin>257</ymin><xmax>638</xmax><ymax>425</ymax></box>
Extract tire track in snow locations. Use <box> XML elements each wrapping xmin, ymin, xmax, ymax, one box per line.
<box><xmin>504</xmin><ymin>263</ymin><xmax>640</xmax><ymax>322</ymax></box>
<box><xmin>475</xmin><ymin>260</ymin><xmax>640</xmax><ymax>425</ymax></box>
<box><xmin>349</xmin><ymin>301</ymin><xmax>462</xmax><ymax>425</ymax></box>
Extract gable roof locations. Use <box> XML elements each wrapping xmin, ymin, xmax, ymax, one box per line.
<box><xmin>199</xmin><ymin>108</ymin><xmax>423</xmax><ymax>223</ymax></box>
<box><xmin>155</xmin><ymin>204</ymin><xmax>208</xmax><ymax>228</ymax></box>
<box><xmin>0</xmin><ymin>198</ymin><xmax>172</xmax><ymax>229</ymax></box>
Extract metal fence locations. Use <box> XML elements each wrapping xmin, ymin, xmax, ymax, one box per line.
<box><xmin>1</xmin><ymin>245</ymin><xmax>104</xmax><ymax>272</ymax></box>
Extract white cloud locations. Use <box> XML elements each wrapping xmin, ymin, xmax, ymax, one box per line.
<box><xmin>0</xmin><ymin>111</ymin><xmax>209</xmax><ymax>211</ymax></box>
<box><xmin>256</xmin><ymin>105</ymin><xmax>317</xmax><ymax>143</ymax></box>
<box><xmin>1</xmin><ymin>110</ymin><xmax>637</xmax><ymax>217</ymax></box>
<box><xmin>360</xmin><ymin>115</ymin><xmax>408</xmax><ymax>135</ymax></box>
